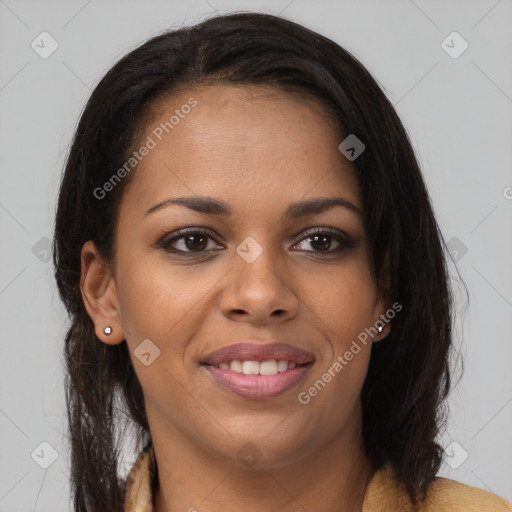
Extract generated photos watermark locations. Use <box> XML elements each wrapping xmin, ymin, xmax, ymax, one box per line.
<box><xmin>93</xmin><ymin>97</ymin><xmax>198</xmax><ymax>200</ymax></box>
<box><xmin>298</xmin><ymin>301</ymin><xmax>402</xmax><ymax>405</ymax></box>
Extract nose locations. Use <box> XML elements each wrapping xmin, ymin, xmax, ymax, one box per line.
<box><xmin>219</xmin><ymin>242</ymin><xmax>300</xmax><ymax>325</ymax></box>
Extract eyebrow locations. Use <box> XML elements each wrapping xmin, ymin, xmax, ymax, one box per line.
<box><xmin>144</xmin><ymin>196</ymin><xmax>363</xmax><ymax>219</ymax></box>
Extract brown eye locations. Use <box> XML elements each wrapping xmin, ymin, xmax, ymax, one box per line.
<box><xmin>160</xmin><ymin>229</ymin><xmax>223</xmax><ymax>255</ymax></box>
<box><xmin>292</xmin><ymin>228</ymin><xmax>357</xmax><ymax>254</ymax></box>
<box><xmin>180</xmin><ymin>234</ymin><xmax>209</xmax><ymax>252</ymax></box>
<box><xmin>158</xmin><ymin>227</ymin><xmax>356</xmax><ymax>258</ymax></box>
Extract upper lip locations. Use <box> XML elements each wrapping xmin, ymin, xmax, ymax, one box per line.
<box><xmin>201</xmin><ymin>342</ymin><xmax>315</xmax><ymax>365</ymax></box>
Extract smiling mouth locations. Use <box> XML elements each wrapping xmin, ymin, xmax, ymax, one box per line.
<box><xmin>199</xmin><ymin>342</ymin><xmax>315</xmax><ymax>399</ymax></box>
<box><xmin>201</xmin><ymin>361</ymin><xmax>314</xmax><ymax>400</ymax></box>
<box><xmin>202</xmin><ymin>359</ymin><xmax>310</xmax><ymax>375</ymax></box>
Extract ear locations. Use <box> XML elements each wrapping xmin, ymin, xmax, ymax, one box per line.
<box><xmin>80</xmin><ymin>240</ymin><xmax>125</xmax><ymax>345</ymax></box>
<box><xmin>373</xmin><ymin>255</ymin><xmax>393</xmax><ymax>342</ymax></box>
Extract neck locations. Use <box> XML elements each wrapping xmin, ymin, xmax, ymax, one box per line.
<box><xmin>150</xmin><ymin>407</ymin><xmax>374</xmax><ymax>512</ymax></box>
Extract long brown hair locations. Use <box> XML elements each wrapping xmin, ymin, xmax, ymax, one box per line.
<box><xmin>53</xmin><ymin>11</ymin><xmax>455</xmax><ymax>511</ymax></box>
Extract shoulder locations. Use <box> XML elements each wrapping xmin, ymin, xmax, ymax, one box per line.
<box><xmin>422</xmin><ymin>476</ymin><xmax>512</xmax><ymax>511</ymax></box>
<box><xmin>363</xmin><ymin>465</ymin><xmax>512</xmax><ymax>512</ymax></box>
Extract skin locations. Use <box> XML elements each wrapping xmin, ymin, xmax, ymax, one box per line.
<box><xmin>80</xmin><ymin>84</ymin><xmax>391</xmax><ymax>512</ymax></box>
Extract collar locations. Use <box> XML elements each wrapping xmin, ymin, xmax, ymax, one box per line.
<box><xmin>123</xmin><ymin>443</ymin><xmax>512</xmax><ymax>512</ymax></box>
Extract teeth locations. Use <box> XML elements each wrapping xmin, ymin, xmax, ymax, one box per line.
<box><xmin>277</xmin><ymin>360</ymin><xmax>288</xmax><ymax>372</ymax></box>
<box><xmin>242</xmin><ymin>360</ymin><xmax>260</xmax><ymax>375</ymax></box>
<box><xmin>260</xmin><ymin>360</ymin><xmax>278</xmax><ymax>375</ymax></box>
<box><xmin>219</xmin><ymin>359</ymin><xmax>299</xmax><ymax>375</ymax></box>
<box><xmin>230</xmin><ymin>360</ymin><xmax>243</xmax><ymax>372</ymax></box>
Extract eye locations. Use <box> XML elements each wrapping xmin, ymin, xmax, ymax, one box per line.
<box><xmin>158</xmin><ymin>229</ymin><xmax>223</xmax><ymax>255</ymax></box>
<box><xmin>291</xmin><ymin>227</ymin><xmax>357</xmax><ymax>254</ymax></box>
<box><xmin>158</xmin><ymin>227</ymin><xmax>356</xmax><ymax>257</ymax></box>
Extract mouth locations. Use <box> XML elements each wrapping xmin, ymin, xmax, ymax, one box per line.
<box><xmin>205</xmin><ymin>359</ymin><xmax>307</xmax><ymax>374</ymax></box>
<box><xmin>200</xmin><ymin>342</ymin><xmax>315</xmax><ymax>400</ymax></box>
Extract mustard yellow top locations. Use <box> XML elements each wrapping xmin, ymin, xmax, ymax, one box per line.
<box><xmin>124</xmin><ymin>443</ymin><xmax>512</xmax><ymax>511</ymax></box>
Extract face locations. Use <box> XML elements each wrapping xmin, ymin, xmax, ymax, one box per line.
<box><xmin>81</xmin><ymin>84</ymin><xmax>389</xmax><ymax>469</ymax></box>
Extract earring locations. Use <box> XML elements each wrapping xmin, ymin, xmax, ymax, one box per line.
<box><xmin>377</xmin><ymin>325</ymin><xmax>383</xmax><ymax>333</ymax></box>
<box><xmin>104</xmin><ymin>326</ymin><xmax>112</xmax><ymax>335</ymax></box>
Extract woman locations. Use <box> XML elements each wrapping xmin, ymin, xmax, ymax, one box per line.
<box><xmin>53</xmin><ymin>11</ymin><xmax>511</xmax><ymax>512</ymax></box>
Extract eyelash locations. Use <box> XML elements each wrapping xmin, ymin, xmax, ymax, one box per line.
<box><xmin>157</xmin><ymin>227</ymin><xmax>357</xmax><ymax>257</ymax></box>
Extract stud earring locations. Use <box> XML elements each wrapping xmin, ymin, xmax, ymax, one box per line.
<box><xmin>377</xmin><ymin>325</ymin><xmax>383</xmax><ymax>333</ymax></box>
<box><xmin>104</xmin><ymin>326</ymin><xmax>112</xmax><ymax>335</ymax></box>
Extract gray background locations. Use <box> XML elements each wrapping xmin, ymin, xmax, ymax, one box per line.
<box><xmin>1</xmin><ymin>0</ymin><xmax>511</xmax><ymax>509</ymax></box>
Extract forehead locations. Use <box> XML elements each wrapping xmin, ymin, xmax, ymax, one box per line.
<box><xmin>121</xmin><ymin>84</ymin><xmax>361</xmax><ymax>216</ymax></box>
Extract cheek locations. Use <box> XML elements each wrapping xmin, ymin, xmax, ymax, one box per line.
<box><xmin>115</xmin><ymin>251</ymin><xmax>202</xmax><ymax>340</ymax></box>
<box><xmin>115</xmin><ymin>263</ymin><xmax>171</xmax><ymax>339</ymax></box>
<box><xmin>304</xmin><ymin>260</ymin><xmax>378</xmax><ymax>342</ymax></box>
<box><xmin>114</xmin><ymin>255</ymin><xmax>198</xmax><ymax>412</ymax></box>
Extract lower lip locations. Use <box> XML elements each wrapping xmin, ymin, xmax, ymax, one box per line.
<box><xmin>202</xmin><ymin>363</ymin><xmax>314</xmax><ymax>400</ymax></box>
